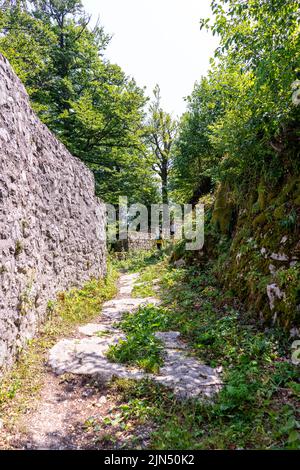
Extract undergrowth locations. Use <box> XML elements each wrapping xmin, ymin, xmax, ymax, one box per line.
<box><xmin>109</xmin><ymin>253</ymin><xmax>299</xmax><ymax>450</ymax></box>
<box><xmin>1</xmin><ymin>247</ymin><xmax>299</xmax><ymax>450</ymax></box>
<box><xmin>154</xmin><ymin>264</ymin><xmax>300</xmax><ymax>449</ymax></box>
<box><xmin>111</xmin><ymin>249</ymin><xmax>166</xmax><ymax>273</ymax></box>
<box><xmin>108</xmin><ymin>251</ymin><xmax>169</xmax><ymax>372</ymax></box>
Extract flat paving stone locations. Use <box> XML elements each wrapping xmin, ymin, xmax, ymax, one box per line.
<box><xmin>49</xmin><ymin>337</ymin><xmax>144</xmax><ymax>379</ymax></box>
<box><xmin>155</xmin><ymin>331</ymin><xmax>186</xmax><ymax>349</ymax></box>
<box><xmin>78</xmin><ymin>324</ymin><xmax>116</xmax><ymax>336</ymax></box>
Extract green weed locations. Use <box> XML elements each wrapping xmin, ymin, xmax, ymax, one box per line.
<box><xmin>107</xmin><ymin>305</ymin><xmax>169</xmax><ymax>373</ymax></box>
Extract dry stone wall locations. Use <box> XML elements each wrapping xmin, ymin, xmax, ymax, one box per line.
<box><xmin>0</xmin><ymin>54</ymin><xmax>106</xmax><ymax>372</ymax></box>
<box><xmin>115</xmin><ymin>232</ymin><xmax>156</xmax><ymax>252</ymax></box>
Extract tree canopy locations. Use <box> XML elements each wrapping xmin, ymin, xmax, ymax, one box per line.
<box><xmin>145</xmin><ymin>85</ymin><xmax>177</xmax><ymax>204</ymax></box>
<box><xmin>172</xmin><ymin>0</ymin><xmax>300</xmax><ymax>201</ymax></box>
<box><xmin>0</xmin><ymin>0</ymin><xmax>159</xmax><ymax>205</ymax></box>
<box><xmin>0</xmin><ymin>0</ymin><xmax>299</xmax><ymax>207</ymax></box>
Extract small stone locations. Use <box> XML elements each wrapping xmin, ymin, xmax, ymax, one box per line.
<box><xmin>267</xmin><ymin>283</ymin><xmax>284</xmax><ymax>310</ymax></box>
<box><xmin>269</xmin><ymin>264</ymin><xmax>276</xmax><ymax>275</ymax></box>
<box><xmin>270</xmin><ymin>252</ymin><xmax>289</xmax><ymax>261</ymax></box>
<box><xmin>174</xmin><ymin>259</ymin><xmax>186</xmax><ymax>268</ymax></box>
<box><xmin>260</xmin><ymin>247</ymin><xmax>267</xmax><ymax>257</ymax></box>
<box><xmin>290</xmin><ymin>327</ymin><xmax>299</xmax><ymax>338</ymax></box>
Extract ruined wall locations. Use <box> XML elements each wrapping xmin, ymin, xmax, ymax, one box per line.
<box><xmin>114</xmin><ymin>232</ymin><xmax>156</xmax><ymax>252</ymax></box>
<box><xmin>0</xmin><ymin>54</ymin><xmax>106</xmax><ymax>371</ymax></box>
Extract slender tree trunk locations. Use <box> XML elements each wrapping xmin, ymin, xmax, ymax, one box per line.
<box><xmin>161</xmin><ymin>162</ymin><xmax>168</xmax><ymax>205</ymax></box>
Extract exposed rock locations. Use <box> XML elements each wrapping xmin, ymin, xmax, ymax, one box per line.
<box><xmin>98</xmin><ymin>396</ymin><xmax>107</xmax><ymax>405</ymax></box>
<box><xmin>270</xmin><ymin>253</ymin><xmax>289</xmax><ymax>262</ymax></box>
<box><xmin>215</xmin><ymin>175</ymin><xmax>300</xmax><ymax>328</ymax></box>
<box><xmin>267</xmin><ymin>284</ymin><xmax>285</xmax><ymax>311</ymax></box>
<box><xmin>290</xmin><ymin>327</ymin><xmax>300</xmax><ymax>338</ymax></box>
<box><xmin>212</xmin><ymin>183</ymin><xmax>235</xmax><ymax>234</ymax></box>
<box><xmin>154</xmin><ymin>331</ymin><xmax>221</xmax><ymax>398</ymax></box>
<box><xmin>78</xmin><ymin>324</ymin><xmax>116</xmax><ymax>337</ymax></box>
<box><xmin>155</xmin><ymin>331</ymin><xmax>186</xmax><ymax>349</ymax></box>
<box><xmin>261</xmin><ymin>247</ymin><xmax>268</xmax><ymax>257</ymax></box>
<box><xmin>114</xmin><ymin>232</ymin><xmax>156</xmax><ymax>252</ymax></box>
<box><xmin>174</xmin><ymin>258</ymin><xmax>186</xmax><ymax>268</ymax></box>
<box><xmin>49</xmin><ymin>337</ymin><xmax>143</xmax><ymax>379</ymax></box>
<box><xmin>268</xmin><ymin>264</ymin><xmax>276</xmax><ymax>275</ymax></box>
<box><xmin>281</xmin><ymin>236</ymin><xmax>288</xmax><ymax>245</ymax></box>
<box><xmin>155</xmin><ymin>350</ymin><xmax>222</xmax><ymax>398</ymax></box>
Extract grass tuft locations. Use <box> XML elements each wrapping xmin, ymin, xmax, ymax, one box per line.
<box><xmin>107</xmin><ymin>305</ymin><xmax>169</xmax><ymax>373</ymax></box>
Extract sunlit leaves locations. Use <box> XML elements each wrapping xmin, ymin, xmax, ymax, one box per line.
<box><xmin>173</xmin><ymin>0</ymin><xmax>300</xmax><ymax>199</ymax></box>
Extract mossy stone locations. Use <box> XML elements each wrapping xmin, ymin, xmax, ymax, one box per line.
<box><xmin>257</xmin><ymin>179</ymin><xmax>267</xmax><ymax>211</ymax></box>
<box><xmin>273</xmin><ymin>205</ymin><xmax>285</xmax><ymax>220</ymax></box>
<box><xmin>212</xmin><ymin>184</ymin><xmax>235</xmax><ymax>234</ymax></box>
<box><xmin>252</xmin><ymin>213</ymin><xmax>268</xmax><ymax>228</ymax></box>
<box><xmin>294</xmin><ymin>195</ymin><xmax>300</xmax><ymax>206</ymax></box>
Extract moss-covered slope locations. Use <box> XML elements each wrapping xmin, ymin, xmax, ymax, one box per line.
<box><xmin>212</xmin><ymin>177</ymin><xmax>300</xmax><ymax>328</ymax></box>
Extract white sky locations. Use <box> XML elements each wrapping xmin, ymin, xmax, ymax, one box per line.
<box><xmin>82</xmin><ymin>0</ymin><xmax>219</xmax><ymax>117</ymax></box>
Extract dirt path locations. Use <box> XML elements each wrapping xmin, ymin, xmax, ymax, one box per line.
<box><xmin>9</xmin><ymin>272</ymin><xmax>221</xmax><ymax>450</ymax></box>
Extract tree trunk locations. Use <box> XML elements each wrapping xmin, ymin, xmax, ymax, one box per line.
<box><xmin>161</xmin><ymin>163</ymin><xmax>168</xmax><ymax>205</ymax></box>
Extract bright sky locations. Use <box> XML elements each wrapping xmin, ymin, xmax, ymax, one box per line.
<box><xmin>82</xmin><ymin>0</ymin><xmax>219</xmax><ymax>117</ymax></box>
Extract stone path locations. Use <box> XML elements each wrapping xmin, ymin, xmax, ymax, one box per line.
<box><xmin>49</xmin><ymin>273</ymin><xmax>222</xmax><ymax>399</ymax></box>
<box><xmin>4</xmin><ymin>271</ymin><xmax>223</xmax><ymax>450</ymax></box>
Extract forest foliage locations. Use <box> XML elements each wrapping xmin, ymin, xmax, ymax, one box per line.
<box><xmin>0</xmin><ymin>0</ymin><xmax>299</xmax><ymax>207</ymax></box>
<box><xmin>0</xmin><ymin>0</ymin><xmax>158</xmax><ymax>205</ymax></box>
<box><xmin>172</xmin><ymin>0</ymin><xmax>300</xmax><ymax>203</ymax></box>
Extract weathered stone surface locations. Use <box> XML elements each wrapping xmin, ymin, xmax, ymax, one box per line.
<box><xmin>48</xmin><ymin>337</ymin><xmax>143</xmax><ymax>378</ymax></box>
<box><xmin>155</xmin><ymin>331</ymin><xmax>186</xmax><ymax>349</ymax></box>
<box><xmin>267</xmin><ymin>283</ymin><xmax>285</xmax><ymax>311</ymax></box>
<box><xmin>78</xmin><ymin>324</ymin><xmax>116</xmax><ymax>337</ymax></box>
<box><xmin>154</xmin><ymin>348</ymin><xmax>222</xmax><ymax>398</ymax></box>
<box><xmin>0</xmin><ymin>54</ymin><xmax>106</xmax><ymax>372</ymax></box>
<box><xmin>114</xmin><ymin>232</ymin><xmax>156</xmax><ymax>252</ymax></box>
<box><xmin>211</xmin><ymin>176</ymin><xmax>300</xmax><ymax>328</ymax></box>
<box><xmin>173</xmin><ymin>258</ymin><xmax>186</xmax><ymax>268</ymax></box>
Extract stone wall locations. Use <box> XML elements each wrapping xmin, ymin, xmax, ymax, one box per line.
<box><xmin>0</xmin><ymin>54</ymin><xmax>106</xmax><ymax>372</ymax></box>
<box><xmin>114</xmin><ymin>232</ymin><xmax>156</xmax><ymax>252</ymax></box>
